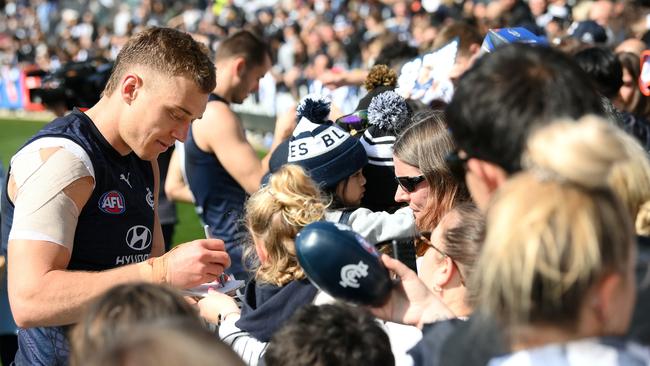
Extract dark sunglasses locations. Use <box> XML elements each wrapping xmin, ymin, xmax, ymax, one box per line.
<box><xmin>445</xmin><ymin>149</ymin><xmax>470</xmax><ymax>184</ymax></box>
<box><xmin>395</xmin><ymin>175</ymin><xmax>426</xmax><ymax>193</ymax></box>
<box><xmin>335</xmin><ymin>109</ymin><xmax>369</xmax><ymax>135</ymax></box>
<box><xmin>414</xmin><ymin>232</ymin><xmax>465</xmax><ymax>285</ymax></box>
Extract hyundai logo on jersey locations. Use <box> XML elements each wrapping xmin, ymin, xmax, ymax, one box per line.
<box><xmin>295</xmin><ymin>221</ymin><xmax>393</xmax><ymax>306</ymax></box>
<box><xmin>98</xmin><ymin>190</ymin><xmax>126</xmax><ymax>214</ymax></box>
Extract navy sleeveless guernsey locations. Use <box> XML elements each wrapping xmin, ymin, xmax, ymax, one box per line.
<box><xmin>1</xmin><ymin>109</ymin><xmax>155</xmax><ymax>365</ymax></box>
<box><xmin>184</xmin><ymin>93</ymin><xmax>248</xmax><ymax>280</ymax></box>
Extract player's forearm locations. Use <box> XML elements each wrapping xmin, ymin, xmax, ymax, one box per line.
<box><xmin>10</xmin><ymin>262</ymin><xmax>150</xmax><ymax>327</ymax></box>
<box><xmin>240</xmin><ymin>170</ymin><xmax>265</xmax><ymax>194</ymax></box>
<box><xmin>166</xmin><ymin>185</ymin><xmax>194</xmax><ymax>203</ymax></box>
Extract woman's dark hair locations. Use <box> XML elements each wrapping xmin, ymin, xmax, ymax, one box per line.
<box><xmin>447</xmin><ymin>43</ymin><xmax>605</xmax><ymax>174</ymax></box>
<box><xmin>617</xmin><ymin>52</ymin><xmax>650</xmax><ymax>119</ymax></box>
<box><xmin>574</xmin><ymin>47</ymin><xmax>623</xmax><ymax>99</ymax></box>
<box><xmin>265</xmin><ymin>304</ymin><xmax>394</xmax><ymax>366</ymax></box>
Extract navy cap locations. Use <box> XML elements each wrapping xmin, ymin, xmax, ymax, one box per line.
<box><xmin>295</xmin><ymin>221</ymin><xmax>393</xmax><ymax>306</ymax></box>
<box><xmin>568</xmin><ymin>20</ymin><xmax>608</xmax><ymax>45</ymax></box>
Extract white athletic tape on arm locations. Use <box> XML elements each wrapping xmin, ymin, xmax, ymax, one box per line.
<box><xmin>9</xmin><ymin>147</ymin><xmax>94</xmax><ymax>250</ymax></box>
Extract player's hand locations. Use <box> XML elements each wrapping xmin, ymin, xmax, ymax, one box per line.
<box><xmin>164</xmin><ymin>239</ymin><xmax>231</xmax><ymax>288</ymax></box>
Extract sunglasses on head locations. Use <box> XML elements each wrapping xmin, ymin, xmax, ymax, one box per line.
<box><xmin>445</xmin><ymin>149</ymin><xmax>470</xmax><ymax>184</ymax></box>
<box><xmin>395</xmin><ymin>175</ymin><xmax>426</xmax><ymax>193</ymax></box>
<box><xmin>335</xmin><ymin>109</ymin><xmax>369</xmax><ymax>134</ymax></box>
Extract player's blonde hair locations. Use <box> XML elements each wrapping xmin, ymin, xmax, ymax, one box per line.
<box><xmin>103</xmin><ymin>27</ymin><xmax>215</xmax><ymax>96</ymax></box>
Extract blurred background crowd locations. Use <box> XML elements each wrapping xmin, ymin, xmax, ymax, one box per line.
<box><xmin>2</xmin><ymin>0</ymin><xmax>650</xmax><ymax>120</ymax></box>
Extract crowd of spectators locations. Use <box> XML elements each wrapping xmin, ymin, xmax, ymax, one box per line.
<box><xmin>3</xmin><ymin>0</ymin><xmax>650</xmax><ymax>116</ymax></box>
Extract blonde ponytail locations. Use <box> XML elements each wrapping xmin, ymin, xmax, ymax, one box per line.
<box><xmin>523</xmin><ymin>115</ymin><xmax>626</xmax><ymax>190</ymax></box>
<box><xmin>476</xmin><ymin>116</ymin><xmax>635</xmax><ymax>331</ymax></box>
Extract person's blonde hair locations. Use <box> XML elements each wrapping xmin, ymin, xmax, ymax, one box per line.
<box><xmin>606</xmin><ymin>130</ymin><xmax>650</xmax><ymax>236</ymax></box>
<box><xmin>245</xmin><ymin>165</ymin><xmax>329</xmax><ymax>286</ymax></box>
<box><xmin>475</xmin><ymin>116</ymin><xmax>635</xmax><ymax>331</ymax></box>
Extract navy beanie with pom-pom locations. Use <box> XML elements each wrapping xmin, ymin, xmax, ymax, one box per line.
<box><xmin>288</xmin><ymin>95</ymin><xmax>368</xmax><ymax>189</ymax></box>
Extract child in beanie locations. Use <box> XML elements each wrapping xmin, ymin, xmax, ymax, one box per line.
<box><xmin>360</xmin><ymin>90</ymin><xmax>412</xmax><ymax>212</ymax></box>
<box><xmin>280</xmin><ymin>94</ymin><xmax>417</xmax><ymax>244</ymax></box>
<box><xmin>336</xmin><ymin>65</ymin><xmax>412</xmax><ymax>212</ymax></box>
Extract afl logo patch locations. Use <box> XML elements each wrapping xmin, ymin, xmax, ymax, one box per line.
<box><xmin>99</xmin><ymin>191</ymin><xmax>126</xmax><ymax>214</ymax></box>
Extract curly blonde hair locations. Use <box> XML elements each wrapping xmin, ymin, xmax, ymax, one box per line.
<box><xmin>363</xmin><ymin>64</ymin><xmax>397</xmax><ymax>92</ymax></box>
<box><xmin>245</xmin><ymin>165</ymin><xmax>329</xmax><ymax>286</ymax></box>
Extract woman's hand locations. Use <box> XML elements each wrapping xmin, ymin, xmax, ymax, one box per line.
<box><xmin>369</xmin><ymin>255</ymin><xmax>454</xmax><ymax>328</ymax></box>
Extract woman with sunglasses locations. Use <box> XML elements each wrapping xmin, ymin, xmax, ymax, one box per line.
<box><xmin>393</xmin><ymin>110</ymin><xmax>470</xmax><ymax>232</ymax></box>
<box><xmin>416</xmin><ymin>202</ymin><xmax>484</xmax><ymax>319</ymax></box>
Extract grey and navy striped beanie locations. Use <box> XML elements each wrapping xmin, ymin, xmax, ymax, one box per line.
<box><xmin>288</xmin><ymin>95</ymin><xmax>368</xmax><ymax>189</ymax></box>
<box><xmin>360</xmin><ymin>90</ymin><xmax>412</xmax><ymax>167</ymax></box>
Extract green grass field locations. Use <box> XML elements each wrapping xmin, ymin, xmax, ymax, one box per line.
<box><xmin>0</xmin><ymin>117</ymin><xmax>204</xmax><ymax>246</ymax></box>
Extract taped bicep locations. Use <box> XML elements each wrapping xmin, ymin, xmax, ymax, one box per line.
<box><xmin>8</xmin><ymin>143</ymin><xmax>95</xmax><ymax>251</ymax></box>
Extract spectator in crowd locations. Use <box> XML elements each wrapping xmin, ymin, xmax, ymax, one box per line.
<box><xmin>198</xmin><ymin>164</ymin><xmax>332</xmax><ymax>365</ymax></box>
<box><xmin>84</xmin><ymin>320</ymin><xmax>245</xmax><ymax>366</ymax></box>
<box><xmin>184</xmin><ymin>30</ymin><xmax>295</xmax><ymax>282</ymax></box>
<box><xmin>586</xmin><ymin>124</ymin><xmax>650</xmax><ymax>344</ymax></box>
<box><xmin>269</xmin><ymin>95</ymin><xmax>418</xmax><ymax>244</ymax></box>
<box><xmin>264</xmin><ymin>304</ymin><xmax>395</xmax><ymax>366</ymax></box>
<box><xmin>446</xmin><ymin>43</ymin><xmax>604</xmax><ymax>209</ymax></box>
<box><xmin>1</xmin><ymin>27</ymin><xmax>230</xmax><ymax>365</ymax></box>
<box><xmin>393</xmin><ymin>110</ymin><xmax>470</xmax><ymax>232</ymax></box>
<box><xmin>614</xmin><ymin>51</ymin><xmax>650</xmax><ymax>150</ymax></box>
<box><xmin>432</xmin><ymin>22</ymin><xmax>483</xmax><ymax>85</ymax></box>
<box><xmin>574</xmin><ymin>47</ymin><xmax>623</xmax><ymax>101</ymax></box>
<box><xmin>336</xmin><ymin>64</ymin><xmax>411</xmax><ymax>213</ymax></box>
<box><xmin>481</xmin><ymin>116</ymin><xmax>642</xmax><ymax>364</ymax></box>
<box><xmin>416</xmin><ymin>202</ymin><xmax>484</xmax><ymax>319</ymax></box>
<box><xmin>357</xmin><ymin>89</ymin><xmax>412</xmax><ymax>213</ymax></box>
<box><xmin>405</xmin><ymin>43</ymin><xmax>604</xmax><ymax>366</ymax></box>
<box><xmin>616</xmin><ymin>52</ymin><xmax>650</xmax><ymax>116</ymax></box>
<box><xmin>69</xmin><ymin>283</ymin><xmax>203</xmax><ymax>365</ymax></box>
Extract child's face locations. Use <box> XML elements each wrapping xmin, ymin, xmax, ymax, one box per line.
<box><xmin>336</xmin><ymin>169</ymin><xmax>366</xmax><ymax>206</ymax></box>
